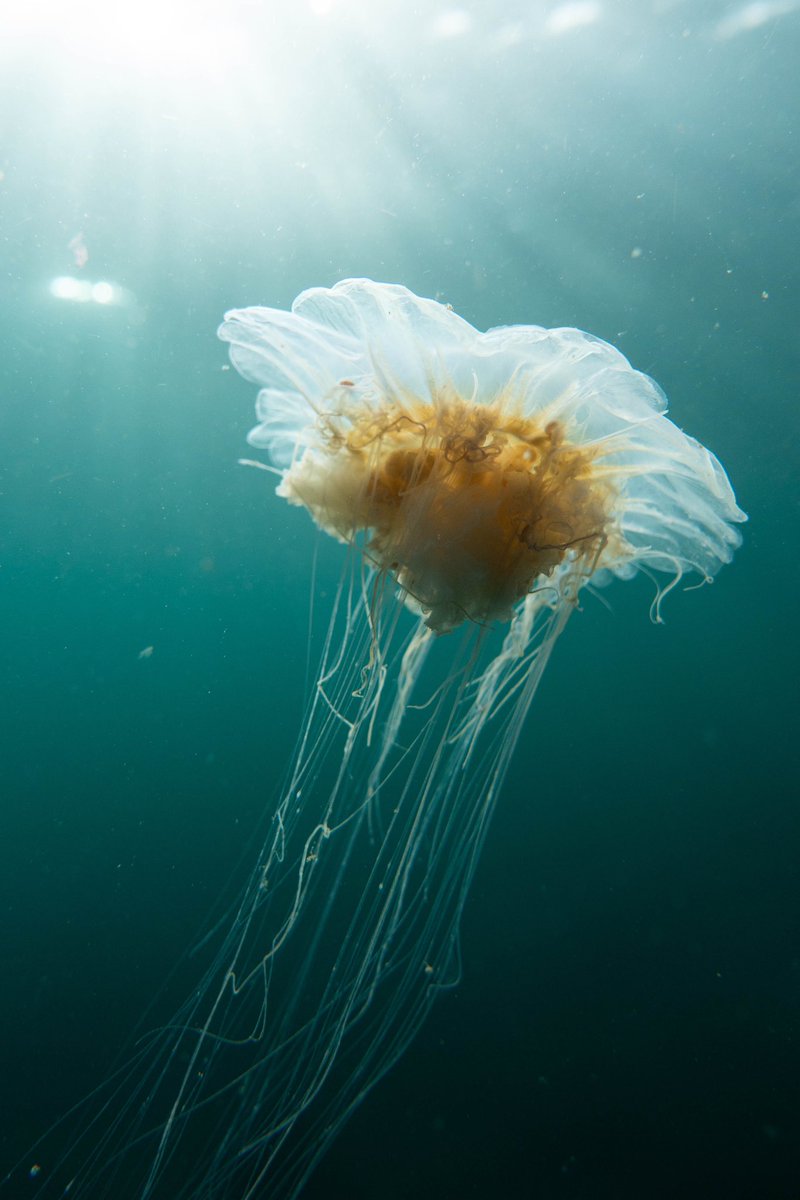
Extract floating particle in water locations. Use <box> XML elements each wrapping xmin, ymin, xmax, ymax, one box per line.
<box><xmin>68</xmin><ymin>232</ymin><xmax>88</xmax><ymax>268</ymax></box>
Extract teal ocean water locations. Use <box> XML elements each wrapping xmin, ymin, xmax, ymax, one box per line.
<box><xmin>1</xmin><ymin>2</ymin><xmax>798</xmax><ymax>1197</ymax></box>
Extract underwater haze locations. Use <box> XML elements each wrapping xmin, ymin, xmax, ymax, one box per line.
<box><xmin>1</xmin><ymin>1</ymin><xmax>798</xmax><ymax>1198</ymax></box>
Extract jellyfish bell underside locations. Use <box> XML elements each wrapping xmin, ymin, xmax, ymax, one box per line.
<box><xmin>12</xmin><ymin>282</ymin><xmax>744</xmax><ymax>1200</ymax></box>
<box><xmin>283</xmin><ymin>390</ymin><xmax>617</xmax><ymax>634</ymax></box>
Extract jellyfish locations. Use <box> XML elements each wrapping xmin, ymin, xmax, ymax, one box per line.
<box><xmin>11</xmin><ymin>281</ymin><xmax>744</xmax><ymax>1200</ymax></box>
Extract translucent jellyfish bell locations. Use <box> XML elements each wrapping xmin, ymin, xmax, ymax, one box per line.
<box><xmin>11</xmin><ymin>282</ymin><xmax>744</xmax><ymax>1200</ymax></box>
<box><xmin>225</xmin><ymin>280</ymin><xmax>743</xmax><ymax>631</ymax></box>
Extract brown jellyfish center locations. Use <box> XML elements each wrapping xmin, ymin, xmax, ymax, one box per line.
<box><xmin>283</xmin><ymin>393</ymin><xmax>615</xmax><ymax>633</ymax></box>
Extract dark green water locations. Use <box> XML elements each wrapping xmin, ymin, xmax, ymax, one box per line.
<box><xmin>1</xmin><ymin>2</ymin><xmax>798</xmax><ymax>1197</ymax></box>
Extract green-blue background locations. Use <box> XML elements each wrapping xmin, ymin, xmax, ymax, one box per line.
<box><xmin>1</xmin><ymin>1</ymin><xmax>797</xmax><ymax>1196</ymax></box>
